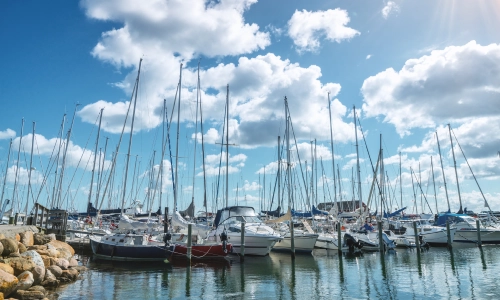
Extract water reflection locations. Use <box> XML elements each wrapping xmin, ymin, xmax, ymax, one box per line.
<box><xmin>53</xmin><ymin>248</ymin><xmax>500</xmax><ymax>299</ymax></box>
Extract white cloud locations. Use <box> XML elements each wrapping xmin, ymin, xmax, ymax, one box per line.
<box><xmin>0</xmin><ymin>128</ymin><xmax>16</xmax><ymax>140</ymax></box>
<box><xmin>366</xmin><ymin>54</ymin><xmax>372</xmax><ymax>60</ymax></box>
<box><xmin>287</xmin><ymin>9</ymin><xmax>360</xmax><ymax>53</ymax></box>
<box><xmin>362</xmin><ymin>41</ymin><xmax>500</xmax><ymax>137</ymax></box>
<box><xmin>382</xmin><ymin>1</ymin><xmax>400</xmax><ymax>19</ymax></box>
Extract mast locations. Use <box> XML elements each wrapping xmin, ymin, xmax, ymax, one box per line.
<box><xmin>11</xmin><ymin>118</ymin><xmax>24</xmax><ymax>216</ymax></box>
<box><xmin>25</xmin><ymin>122</ymin><xmax>36</xmax><ymax>215</ymax></box>
<box><xmin>57</xmin><ymin>104</ymin><xmax>79</xmax><ymax>209</ymax></box>
<box><xmin>431</xmin><ymin>156</ymin><xmax>439</xmax><ymax>214</ymax></box>
<box><xmin>436</xmin><ymin>131</ymin><xmax>451</xmax><ymax>212</ymax></box>
<box><xmin>327</xmin><ymin>92</ymin><xmax>338</xmax><ymax>205</ymax></box>
<box><xmin>190</xmin><ymin>64</ymin><xmax>201</xmax><ymax>217</ymax></box>
<box><xmin>225</xmin><ymin>84</ymin><xmax>229</xmax><ymax>207</ymax></box>
<box><xmin>448</xmin><ymin>124</ymin><xmax>463</xmax><ymax>214</ymax></box>
<box><xmin>399</xmin><ymin>152</ymin><xmax>403</xmax><ymax>209</ymax></box>
<box><xmin>353</xmin><ymin>106</ymin><xmax>363</xmax><ymax>214</ymax></box>
<box><xmin>88</xmin><ymin>108</ymin><xmax>103</xmax><ymax>209</ymax></box>
<box><xmin>314</xmin><ymin>139</ymin><xmax>318</xmax><ymax>208</ymax></box>
<box><xmin>160</xmin><ymin>100</ymin><xmax>166</xmax><ymax>214</ymax></box>
<box><xmin>379</xmin><ymin>134</ymin><xmax>384</xmax><ymax>220</ymax></box>
<box><xmin>120</xmin><ymin>58</ymin><xmax>142</xmax><ymax>214</ymax></box>
<box><xmin>0</xmin><ymin>138</ymin><xmax>12</xmax><ymax>209</ymax></box>
<box><xmin>52</xmin><ymin>114</ymin><xmax>66</xmax><ymax>209</ymax></box>
<box><xmin>278</xmin><ymin>136</ymin><xmax>281</xmax><ymax>209</ymax></box>
<box><xmin>174</xmin><ymin>63</ymin><xmax>183</xmax><ymax>211</ymax></box>
<box><xmin>198</xmin><ymin>64</ymin><xmax>208</xmax><ymax>217</ymax></box>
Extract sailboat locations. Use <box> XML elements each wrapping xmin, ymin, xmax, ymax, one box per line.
<box><xmin>90</xmin><ymin>59</ymin><xmax>169</xmax><ymax>261</ymax></box>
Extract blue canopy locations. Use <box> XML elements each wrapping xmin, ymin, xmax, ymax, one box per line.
<box><xmin>291</xmin><ymin>209</ymin><xmax>312</xmax><ymax>218</ymax></box>
<box><xmin>312</xmin><ymin>206</ymin><xmax>329</xmax><ymax>216</ymax></box>
<box><xmin>383</xmin><ymin>207</ymin><xmax>407</xmax><ymax>218</ymax></box>
<box><xmin>434</xmin><ymin>212</ymin><xmax>470</xmax><ymax>226</ymax></box>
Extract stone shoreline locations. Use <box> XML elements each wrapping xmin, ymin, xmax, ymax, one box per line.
<box><xmin>0</xmin><ymin>225</ymin><xmax>85</xmax><ymax>300</ymax></box>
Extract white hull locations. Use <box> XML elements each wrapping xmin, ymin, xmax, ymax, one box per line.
<box><xmin>272</xmin><ymin>233</ymin><xmax>318</xmax><ymax>253</ymax></box>
<box><xmin>225</xmin><ymin>234</ymin><xmax>280</xmax><ymax>256</ymax></box>
<box><xmin>315</xmin><ymin>233</ymin><xmax>341</xmax><ymax>250</ymax></box>
<box><xmin>454</xmin><ymin>229</ymin><xmax>500</xmax><ymax>244</ymax></box>
<box><xmin>420</xmin><ymin>228</ymin><xmax>456</xmax><ymax>245</ymax></box>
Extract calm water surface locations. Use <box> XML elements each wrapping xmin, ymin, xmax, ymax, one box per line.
<box><xmin>53</xmin><ymin>246</ymin><xmax>499</xmax><ymax>299</ymax></box>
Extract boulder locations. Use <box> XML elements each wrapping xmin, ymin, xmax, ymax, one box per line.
<box><xmin>60</xmin><ymin>268</ymin><xmax>79</xmax><ymax>281</ymax></box>
<box><xmin>19</xmin><ymin>231</ymin><xmax>34</xmax><ymax>247</ymax></box>
<box><xmin>15</xmin><ymin>234</ymin><xmax>20</xmax><ymax>242</ymax></box>
<box><xmin>33</xmin><ymin>234</ymin><xmax>53</xmax><ymax>246</ymax></box>
<box><xmin>0</xmin><ymin>234</ymin><xmax>5</xmax><ymax>240</ymax></box>
<box><xmin>0</xmin><ymin>269</ymin><xmax>19</xmax><ymax>297</ymax></box>
<box><xmin>1</xmin><ymin>257</ymin><xmax>36</xmax><ymax>276</ymax></box>
<box><xmin>40</xmin><ymin>270</ymin><xmax>58</xmax><ymax>288</ymax></box>
<box><xmin>48</xmin><ymin>240</ymin><xmax>74</xmax><ymax>257</ymax></box>
<box><xmin>27</xmin><ymin>245</ymin><xmax>46</xmax><ymax>252</ymax></box>
<box><xmin>55</xmin><ymin>258</ymin><xmax>69</xmax><ymax>270</ymax></box>
<box><xmin>16</xmin><ymin>271</ymin><xmax>34</xmax><ymax>291</ymax></box>
<box><xmin>8</xmin><ymin>252</ymin><xmax>20</xmax><ymax>258</ymax></box>
<box><xmin>39</xmin><ymin>256</ymin><xmax>57</xmax><ymax>268</ymax></box>
<box><xmin>46</xmin><ymin>266</ymin><xmax>62</xmax><ymax>278</ymax></box>
<box><xmin>12</xmin><ymin>289</ymin><xmax>45</xmax><ymax>299</ymax></box>
<box><xmin>56</xmin><ymin>248</ymin><xmax>72</xmax><ymax>260</ymax></box>
<box><xmin>31</xmin><ymin>266</ymin><xmax>45</xmax><ymax>286</ymax></box>
<box><xmin>70</xmin><ymin>265</ymin><xmax>87</xmax><ymax>272</ymax></box>
<box><xmin>18</xmin><ymin>242</ymin><xmax>27</xmax><ymax>254</ymax></box>
<box><xmin>0</xmin><ymin>243</ymin><xmax>4</xmax><ymax>257</ymax></box>
<box><xmin>68</xmin><ymin>258</ymin><xmax>79</xmax><ymax>267</ymax></box>
<box><xmin>0</xmin><ymin>264</ymin><xmax>13</xmax><ymax>275</ymax></box>
<box><xmin>0</xmin><ymin>239</ymin><xmax>18</xmax><ymax>257</ymax></box>
<box><xmin>20</xmin><ymin>251</ymin><xmax>44</xmax><ymax>268</ymax></box>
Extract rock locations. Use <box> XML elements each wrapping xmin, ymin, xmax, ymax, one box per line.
<box><xmin>56</xmin><ymin>248</ymin><xmax>72</xmax><ymax>260</ymax></box>
<box><xmin>46</xmin><ymin>266</ymin><xmax>62</xmax><ymax>278</ymax></box>
<box><xmin>1</xmin><ymin>239</ymin><xmax>19</xmax><ymax>256</ymax></box>
<box><xmin>68</xmin><ymin>258</ymin><xmax>78</xmax><ymax>268</ymax></box>
<box><xmin>0</xmin><ymin>263</ymin><xmax>14</xmax><ymax>275</ymax></box>
<box><xmin>1</xmin><ymin>257</ymin><xmax>36</xmax><ymax>276</ymax></box>
<box><xmin>70</xmin><ymin>265</ymin><xmax>87</xmax><ymax>272</ymax></box>
<box><xmin>34</xmin><ymin>250</ymin><xmax>50</xmax><ymax>257</ymax></box>
<box><xmin>45</xmin><ymin>244</ymin><xmax>59</xmax><ymax>258</ymax></box>
<box><xmin>8</xmin><ymin>252</ymin><xmax>20</xmax><ymax>258</ymax></box>
<box><xmin>33</xmin><ymin>234</ymin><xmax>53</xmax><ymax>246</ymax></box>
<box><xmin>48</xmin><ymin>240</ymin><xmax>74</xmax><ymax>257</ymax></box>
<box><xmin>0</xmin><ymin>234</ymin><xmax>5</xmax><ymax>240</ymax></box>
<box><xmin>31</xmin><ymin>266</ymin><xmax>45</xmax><ymax>286</ymax></box>
<box><xmin>0</xmin><ymin>242</ymin><xmax>4</xmax><ymax>256</ymax></box>
<box><xmin>40</xmin><ymin>270</ymin><xmax>58</xmax><ymax>288</ymax></box>
<box><xmin>20</xmin><ymin>251</ymin><xmax>44</xmax><ymax>269</ymax></box>
<box><xmin>19</xmin><ymin>232</ymin><xmax>34</xmax><ymax>247</ymax></box>
<box><xmin>27</xmin><ymin>246</ymin><xmax>46</xmax><ymax>252</ymax></box>
<box><xmin>60</xmin><ymin>269</ymin><xmax>79</xmax><ymax>281</ymax></box>
<box><xmin>13</xmin><ymin>289</ymin><xmax>45</xmax><ymax>299</ymax></box>
<box><xmin>39</xmin><ymin>256</ymin><xmax>57</xmax><ymax>268</ymax></box>
<box><xmin>16</xmin><ymin>271</ymin><xmax>34</xmax><ymax>291</ymax></box>
<box><xmin>55</xmin><ymin>258</ymin><xmax>69</xmax><ymax>270</ymax></box>
<box><xmin>18</xmin><ymin>242</ymin><xmax>27</xmax><ymax>254</ymax></box>
<box><xmin>15</xmin><ymin>233</ymin><xmax>20</xmax><ymax>242</ymax></box>
<box><xmin>0</xmin><ymin>269</ymin><xmax>19</xmax><ymax>297</ymax></box>
<box><xmin>28</xmin><ymin>285</ymin><xmax>46</xmax><ymax>294</ymax></box>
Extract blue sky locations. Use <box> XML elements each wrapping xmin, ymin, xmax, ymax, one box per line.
<box><xmin>1</xmin><ymin>0</ymin><xmax>500</xmax><ymax>216</ymax></box>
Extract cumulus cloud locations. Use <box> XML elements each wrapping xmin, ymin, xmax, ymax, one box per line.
<box><xmin>382</xmin><ymin>1</ymin><xmax>400</xmax><ymax>19</ymax></box>
<box><xmin>362</xmin><ymin>41</ymin><xmax>500</xmax><ymax>137</ymax></box>
<box><xmin>0</xmin><ymin>129</ymin><xmax>16</xmax><ymax>140</ymax></box>
<box><xmin>287</xmin><ymin>9</ymin><xmax>360</xmax><ymax>53</ymax></box>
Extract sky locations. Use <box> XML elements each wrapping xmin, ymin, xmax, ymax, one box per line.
<box><xmin>1</xmin><ymin>0</ymin><xmax>500</xmax><ymax>216</ymax></box>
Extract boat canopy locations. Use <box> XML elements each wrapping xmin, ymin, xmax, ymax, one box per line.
<box><xmin>384</xmin><ymin>207</ymin><xmax>407</xmax><ymax>218</ymax></box>
<box><xmin>214</xmin><ymin>206</ymin><xmax>257</xmax><ymax>227</ymax></box>
<box><xmin>434</xmin><ymin>212</ymin><xmax>471</xmax><ymax>226</ymax></box>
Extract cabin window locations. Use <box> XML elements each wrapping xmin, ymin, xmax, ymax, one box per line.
<box><xmin>112</xmin><ymin>239</ymin><xmax>115</xmax><ymax>242</ymax></box>
<box><xmin>119</xmin><ymin>239</ymin><xmax>124</xmax><ymax>242</ymax></box>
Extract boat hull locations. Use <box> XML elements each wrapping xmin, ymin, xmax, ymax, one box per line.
<box><xmin>272</xmin><ymin>233</ymin><xmax>318</xmax><ymax>253</ymax></box>
<box><xmin>90</xmin><ymin>236</ymin><xmax>167</xmax><ymax>262</ymax></box>
<box><xmin>454</xmin><ymin>229</ymin><xmax>500</xmax><ymax>244</ymax></box>
<box><xmin>167</xmin><ymin>243</ymin><xmax>232</xmax><ymax>260</ymax></box>
<box><xmin>226</xmin><ymin>234</ymin><xmax>280</xmax><ymax>256</ymax></box>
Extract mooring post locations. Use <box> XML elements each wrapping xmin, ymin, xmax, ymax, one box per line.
<box><xmin>337</xmin><ymin>222</ymin><xmax>342</xmax><ymax>254</ymax></box>
<box><xmin>187</xmin><ymin>224</ymin><xmax>192</xmax><ymax>263</ymax></box>
<box><xmin>378</xmin><ymin>220</ymin><xmax>384</xmax><ymax>252</ymax></box>
<box><xmin>446</xmin><ymin>220</ymin><xmax>452</xmax><ymax>249</ymax></box>
<box><xmin>290</xmin><ymin>220</ymin><xmax>295</xmax><ymax>259</ymax></box>
<box><xmin>476</xmin><ymin>219</ymin><xmax>482</xmax><ymax>247</ymax></box>
<box><xmin>240</xmin><ymin>222</ymin><xmax>245</xmax><ymax>262</ymax></box>
<box><xmin>413</xmin><ymin>221</ymin><xmax>420</xmax><ymax>254</ymax></box>
<box><xmin>164</xmin><ymin>207</ymin><xmax>169</xmax><ymax>233</ymax></box>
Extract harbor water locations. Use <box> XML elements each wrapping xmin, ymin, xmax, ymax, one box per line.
<box><xmin>52</xmin><ymin>246</ymin><xmax>499</xmax><ymax>299</ymax></box>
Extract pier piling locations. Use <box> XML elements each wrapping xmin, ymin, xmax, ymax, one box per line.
<box><xmin>446</xmin><ymin>220</ymin><xmax>452</xmax><ymax>249</ymax></box>
<box><xmin>187</xmin><ymin>224</ymin><xmax>192</xmax><ymax>264</ymax></box>
<box><xmin>337</xmin><ymin>222</ymin><xmax>342</xmax><ymax>254</ymax></box>
<box><xmin>413</xmin><ymin>222</ymin><xmax>420</xmax><ymax>255</ymax></box>
<box><xmin>476</xmin><ymin>219</ymin><xmax>482</xmax><ymax>247</ymax></box>
<box><xmin>378</xmin><ymin>220</ymin><xmax>384</xmax><ymax>252</ymax></box>
<box><xmin>240</xmin><ymin>222</ymin><xmax>245</xmax><ymax>262</ymax></box>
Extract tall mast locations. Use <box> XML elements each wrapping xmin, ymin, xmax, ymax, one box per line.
<box><xmin>379</xmin><ymin>134</ymin><xmax>384</xmax><ymax>220</ymax></box>
<box><xmin>327</xmin><ymin>92</ymin><xmax>338</xmax><ymax>208</ymax></box>
<box><xmin>174</xmin><ymin>63</ymin><xmax>183</xmax><ymax>211</ymax></box>
<box><xmin>198</xmin><ymin>64</ymin><xmax>208</xmax><ymax>217</ymax></box>
<box><xmin>225</xmin><ymin>84</ymin><xmax>229</xmax><ymax>207</ymax></box>
<box><xmin>448</xmin><ymin>124</ymin><xmax>463</xmax><ymax>214</ymax></box>
<box><xmin>431</xmin><ymin>156</ymin><xmax>439</xmax><ymax>214</ymax></box>
<box><xmin>314</xmin><ymin>139</ymin><xmax>318</xmax><ymax>207</ymax></box>
<box><xmin>160</xmin><ymin>100</ymin><xmax>166</xmax><ymax>213</ymax></box>
<box><xmin>25</xmin><ymin>122</ymin><xmax>36</xmax><ymax>215</ymax></box>
<box><xmin>353</xmin><ymin>106</ymin><xmax>363</xmax><ymax>214</ymax></box>
<box><xmin>88</xmin><ymin>108</ymin><xmax>103</xmax><ymax>209</ymax></box>
<box><xmin>11</xmin><ymin>118</ymin><xmax>24</xmax><ymax>215</ymax></box>
<box><xmin>436</xmin><ymin>131</ymin><xmax>451</xmax><ymax>212</ymax></box>
<box><xmin>190</xmin><ymin>63</ymin><xmax>201</xmax><ymax>216</ymax></box>
<box><xmin>57</xmin><ymin>104</ymin><xmax>79</xmax><ymax>208</ymax></box>
<box><xmin>278</xmin><ymin>136</ymin><xmax>281</xmax><ymax>209</ymax></box>
<box><xmin>0</xmin><ymin>138</ymin><xmax>12</xmax><ymax>209</ymax></box>
<box><xmin>399</xmin><ymin>152</ymin><xmax>403</xmax><ymax>208</ymax></box>
<box><xmin>285</xmin><ymin>97</ymin><xmax>291</xmax><ymax>208</ymax></box>
<box><xmin>52</xmin><ymin>114</ymin><xmax>66</xmax><ymax>209</ymax></box>
<box><xmin>120</xmin><ymin>58</ymin><xmax>142</xmax><ymax>214</ymax></box>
